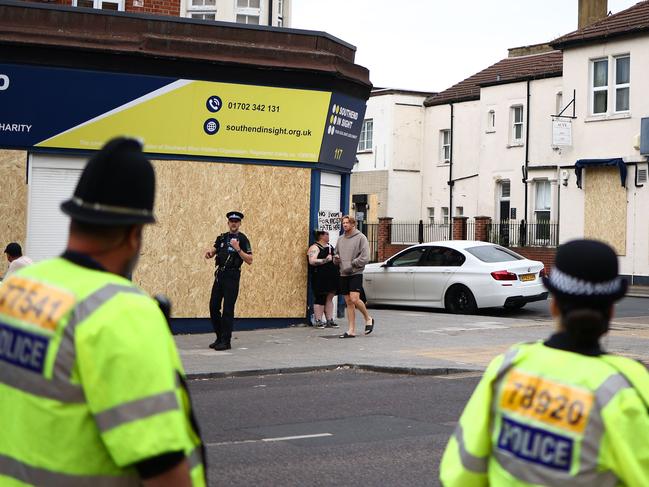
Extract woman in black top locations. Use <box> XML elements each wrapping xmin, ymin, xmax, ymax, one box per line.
<box><xmin>307</xmin><ymin>230</ymin><xmax>339</xmax><ymax>328</ymax></box>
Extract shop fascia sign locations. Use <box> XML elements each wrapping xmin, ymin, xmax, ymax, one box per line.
<box><xmin>0</xmin><ymin>63</ymin><xmax>366</xmax><ymax>168</ymax></box>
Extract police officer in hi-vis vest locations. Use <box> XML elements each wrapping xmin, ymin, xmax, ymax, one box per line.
<box><xmin>204</xmin><ymin>211</ymin><xmax>252</xmax><ymax>351</ymax></box>
<box><xmin>0</xmin><ymin>138</ymin><xmax>206</xmax><ymax>486</ymax></box>
<box><xmin>440</xmin><ymin>239</ymin><xmax>649</xmax><ymax>486</ymax></box>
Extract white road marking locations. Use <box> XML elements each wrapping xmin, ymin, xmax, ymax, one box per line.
<box><xmin>419</xmin><ymin>322</ymin><xmax>507</xmax><ymax>333</ymax></box>
<box><xmin>206</xmin><ymin>433</ymin><xmax>332</xmax><ymax>447</ymax></box>
<box><xmin>261</xmin><ymin>433</ymin><xmax>333</xmax><ymax>442</ymax></box>
<box><xmin>179</xmin><ymin>350</ymin><xmax>232</xmax><ymax>356</ymax></box>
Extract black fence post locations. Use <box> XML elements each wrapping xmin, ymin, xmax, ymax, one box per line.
<box><xmin>418</xmin><ymin>219</ymin><xmax>424</xmax><ymax>244</ymax></box>
<box><xmin>519</xmin><ymin>219</ymin><xmax>527</xmax><ymax>247</ymax></box>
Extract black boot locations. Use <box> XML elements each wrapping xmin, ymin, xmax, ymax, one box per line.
<box><xmin>214</xmin><ymin>342</ymin><xmax>231</xmax><ymax>351</ymax></box>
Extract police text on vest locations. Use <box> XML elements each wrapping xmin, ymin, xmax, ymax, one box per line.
<box><xmin>0</xmin><ymin>322</ymin><xmax>48</xmax><ymax>373</ymax></box>
<box><xmin>497</xmin><ymin>416</ymin><xmax>573</xmax><ymax>471</ymax></box>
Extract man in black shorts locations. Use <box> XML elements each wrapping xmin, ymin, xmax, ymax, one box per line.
<box><xmin>334</xmin><ymin>215</ymin><xmax>374</xmax><ymax>338</ymax></box>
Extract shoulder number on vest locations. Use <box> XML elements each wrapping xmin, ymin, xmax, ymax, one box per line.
<box><xmin>0</xmin><ymin>275</ymin><xmax>76</xmax><ymax>331</ymax></box>
<box><xmin>500</xmin><ymin>369</ymin><xmax>594</xmax><ymax>434</ymax></box>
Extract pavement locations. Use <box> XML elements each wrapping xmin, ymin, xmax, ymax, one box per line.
<box><xmin>176</xmin><ymin>304</ymin><xmax>649</xmax><ymax>380</ymax></box>
<box><xmin>628</xmin><ymin>285</ymin><xmax>649</xmax><ymax>298</ymax></box>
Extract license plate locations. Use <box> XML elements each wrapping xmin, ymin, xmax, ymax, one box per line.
<box><xmin>520</xmin><ymin>273</ymin><xmax>535</xmax><ymax>282</ymax></box>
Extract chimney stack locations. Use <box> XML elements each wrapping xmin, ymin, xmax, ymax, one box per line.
<box><xmin>578</xmin><ymin>0</ymin><xmax>608</xmax><ymax>29</ymax></box>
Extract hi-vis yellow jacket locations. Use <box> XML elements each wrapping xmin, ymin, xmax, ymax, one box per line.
<box><xmin>440</xmin><ymin>341</ymin><xmax>649</xmax><ymax>486</ymax></box>
<box><xmin>0</xmin><ymin>257</ymin><xmax>206</xmax><ymax>486</ymax></box>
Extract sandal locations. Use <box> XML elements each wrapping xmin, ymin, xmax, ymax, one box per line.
<box><xmin>339</xmin><ymin>332</ymin><xmax>356</xmax><ymax>338</ymax></box>
<box><xmin>365</xmin><ymin>318</ymin><xmax>374</xmax><ymax>335</ymax></box>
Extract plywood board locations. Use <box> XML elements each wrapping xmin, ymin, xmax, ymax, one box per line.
<box><xmin>134</xmin><ymin>160</ymin><xmax>311</xmax><ymax>318</ymax></box>
<box><xmin>584</xmin><ymin>166</ymin><xmax>627</xmax><ymax>255</ymax></box>
<box><xmin>0</xmin><ymin>150</ymin><xmax>28</xmax><ymax>276</ymax></box>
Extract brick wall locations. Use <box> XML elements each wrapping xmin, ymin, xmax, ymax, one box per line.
<box><xmin>474</xmin><ymin>216</ymin><xmax>491</xmax><ymax>242</ymax></box>
<box><xmin>511</xmin><ymin>247</ymin><xmax>556</xmax><ymax>272</ymax></box>
<box><xmin>377</xmin><ymin>217</ymin><xmax>410</xmax><ymax>261</ymax></box>
<box><xmin>45</xmin><ymin>0</ymin><xmax>181</xmax><ymax>16</ymax></box>
<box><xmin>129</xmin><ymin>0</ymin><xmax>181</xmax><ymax>16</ymax></box>
<box><xmin>452</xmin><ymin>216</ymin><xmax>467</xmax><ymax>240</ymax></box>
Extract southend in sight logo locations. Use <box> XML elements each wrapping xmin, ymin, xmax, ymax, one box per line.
<box><xmin>204</xmin><ymin>95</ymin><xmax>222</xmax><ymax>135</ymax></box>
<box><xmin>327</xmin><ymin>103</ymin><xmax>357</xmax><ymax>136</ymax></box>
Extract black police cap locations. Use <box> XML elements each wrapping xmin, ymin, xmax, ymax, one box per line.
<box><xmin>543</xmin><ymin>239</ymin><xmax>627</xmax><ymax>304</ymax></box>
<box><xmin>61</xmin><ymin>137</ymin><xmax>156</xmax><ymax>225</ymax></box>
<box><xmin>227</xmin><ymin>211</ymin><xmax>244</xmax><ymax>221</ymax></box>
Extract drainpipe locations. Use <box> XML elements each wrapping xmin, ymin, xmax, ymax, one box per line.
<box><xmin>523</xmin><ymin>79</ymin><xmax>530</xmax><ymax>223</ymax></box>
<box><xmin>448</xmin><ymin>103</ymin><xmax>454</xmax><ymax>240</ymax></box>
<box><xmin>267</xmin><ymin>0</ymin><xmax>274</xmax><ymax>26</ymax></box>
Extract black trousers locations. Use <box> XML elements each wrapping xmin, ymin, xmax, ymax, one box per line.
<box><xmin>209</xmin><ymin>269</ymin><xmax>241</xmax><ymax>345</ymax></box>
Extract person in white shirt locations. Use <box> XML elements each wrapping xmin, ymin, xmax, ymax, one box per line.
<box><xmin>4</xmin><ymin>242</ymin><xmax>33</xmax><ymax>277</ymax></box>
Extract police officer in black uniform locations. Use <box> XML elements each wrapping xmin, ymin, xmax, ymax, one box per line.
<box><xmin>204</xmin><ymin>211</ymin><xmax>252</xmax><ymax>350</ymax></box>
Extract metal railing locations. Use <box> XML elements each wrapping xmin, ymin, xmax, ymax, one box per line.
<box><xmin>389</xmin><ymin>220</ymin><xmax>477</xmax><ymax>244</ymax></box>
<box><xmin>358</xmin><ymin>221</ymin><xmax>379</xmax><ymax>262</ymax></box>
<box><xmin>389</xmin><ymin>221</ymin><xmax>456</xmax><ymax>244</ymax></box>
<box><xmin>357</xmin><ymin>219</ymin><xmax>556</xmax><ymax>264</ymax></box>
<box><xmin>487</xmin><ymin>221</ymin><xmax>559</xmax><ymax>247</ymax></box>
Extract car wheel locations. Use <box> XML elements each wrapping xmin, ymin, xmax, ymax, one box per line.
<box><xmin>444</xmin><ymin>285</ymin><xmax>478</xmax><ymax>314</ymax></box>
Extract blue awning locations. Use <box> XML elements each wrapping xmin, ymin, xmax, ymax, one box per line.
<box><xmin>574</xmin><ymin>158</ymin><xmax>626</xmax><ymax>189</ymax></box>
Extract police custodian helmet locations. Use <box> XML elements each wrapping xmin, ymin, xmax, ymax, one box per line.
<box><xmin>61</xmin><ymin>137</ymin><xmax>156</xmax><ymax>225</ymax></box>
<box><xmin>542</xmin><ymin>239</ymin><xmax>627</xmax><ymax>306</ymax></box>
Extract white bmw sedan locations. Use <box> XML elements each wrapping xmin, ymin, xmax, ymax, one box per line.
<box><xmin>363</xmin><ymin>240</ymin><xmax>548</xmax><ymax>314</ymax></box>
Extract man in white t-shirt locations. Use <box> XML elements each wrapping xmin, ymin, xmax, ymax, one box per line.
<box><xmin>4</xmin><ymin>242</ymin><xmax>33</xmax><ymax>278</ymax></box>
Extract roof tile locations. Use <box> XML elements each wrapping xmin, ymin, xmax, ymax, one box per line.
<box><xmin>551</xmin><ymin>0</ymin><xmax>649</xmax><ymax>48</ymax></box>
<box><xmin>424</xmin><ymin>50</ymin><xmax>562</xmax><ymax>107</ymax></box>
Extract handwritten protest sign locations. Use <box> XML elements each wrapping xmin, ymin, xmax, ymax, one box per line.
<box><xmin>318</xmin><ymin>211</ymin><xmax>341</xmax><ymax>234</ymax></box>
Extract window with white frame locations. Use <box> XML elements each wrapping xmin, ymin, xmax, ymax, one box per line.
<box><xmin>500</xmin><ymin>180</ymin><xmax>511</xmax><ymax>198</ymax></box>
<box><xmin>487</xmin><ymin>110</ymin><xmax>496</xmax><ymax>132</ymax></box>
<box><xmin>358</xmin><ymin>119</ymin><xmax>373</xmax><ymax>152</ymax></box>
<box><xmin>74</xmin><ymin>0</ymin><xmax>123</xmax><ymax>10</ymax></box>
<box><xmin>440</xmin><ymin>129</ymin><xmax>451</xmax><ymax>162</ymax></box>
<box><xmin>615</xmin><ymin>55</ymin><xmax>630</xmax><ymax>112</ymax></box>
<box><xmin>534</xmin><ymin>181</ymin><xmax>551</xmax><ymax>222</ymax></box>
<box><xmin>455</xmin><ymin>206</ymin><xmax>463</xmax><ymax>217</ymax></box>
<box><xmin>427</xmin><ymin>207</ymin><xmax>435</xmax><ymax>223</ymax></box>
<box><xmin>186</xmin><ymin>0</ymin><xmax>216</xmax><ymax>20</ymax></box>
<box><xmin>442</xmin><ymin>207</ymin><xmax>449</xmax><ymax>225</ymax></box>
<box><xmin>590</xmin><ymin>55</ymin><xmax>630</xmax><ymax>115</ymax></box>
<box><xmin>236</xmin><ymin>0</ymin><xmax>260</xmax><ymax>24</ymax></box>
<box><xmin>591</xmin><ymin>58</ymin><xmax>608</xmax><ymax>114</ymax></box>
<box><xmin>510</xmin><ymin>106</ymin><xmax>524</xmax><ymax>144</ymax></box>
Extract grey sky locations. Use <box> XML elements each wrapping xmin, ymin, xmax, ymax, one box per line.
<box><xmin>292</xmin><ymin>0</ymin><xmax>639</xmax><ymax>92</ymax></box>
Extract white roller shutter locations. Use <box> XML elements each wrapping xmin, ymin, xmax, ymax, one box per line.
<box><xmin>319</xmin><ymin>172</ymin><xmax>341</xmax><ymax>247</ymax></box>
<box><xmin>26</xmin><ymin>155</ymin><xmax>85</xmax><ymax>262</ymax></box>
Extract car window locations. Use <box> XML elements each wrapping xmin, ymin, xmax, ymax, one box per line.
<box><xmin>389</xmin><ymin>247</ymin><xmax>426</xmax><ymax>267</ymax></box>
<box><xmin>421</xmin><ymin>247</ymin><xmax>466</xmax><ymax>267</ymax></box>
<box><xmin>466</xmin><ymin>245</ymin><xmax>524</xmax><ymax>263</ymax></box>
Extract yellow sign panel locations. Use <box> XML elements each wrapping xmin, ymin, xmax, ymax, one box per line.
<box><xmin>500</xmin><ymin>369</ymin><xmax>594</xmax><ymax>434</ymax></box>
<box><xmin>38</xmin><ymin>80</ymin><xmax>331</xmax><ymax>163</ymax></box>
<box><xmin>0</xmin><ymin>276</ymin><xmax>76</xmax><ymax>332</ymax></box>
